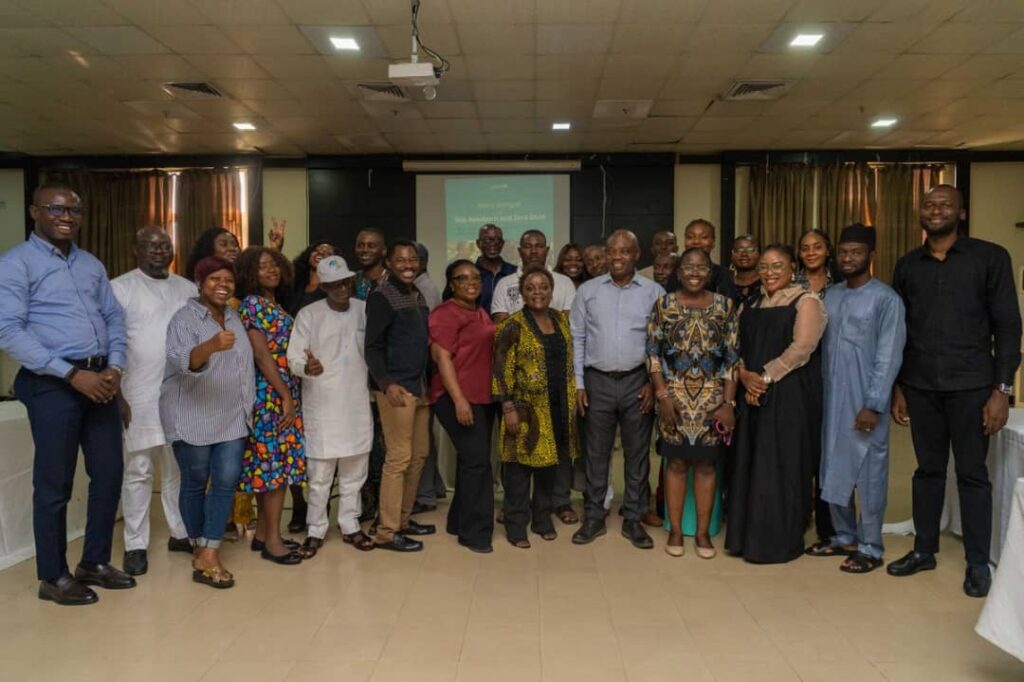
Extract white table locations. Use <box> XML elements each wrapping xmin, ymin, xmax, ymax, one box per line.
<box><xmin>0</xmin><ymin>401</ymin><xmax>92</xmax><ymax>570</ymax></box>
<box><xmin>976</xmin><ymin>477</ymin><xmax>1024</xmax><ymax>663</ymax></box>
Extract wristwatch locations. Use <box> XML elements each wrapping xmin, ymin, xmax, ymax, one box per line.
<box><xmin>761</xmin><ymin>373</ymin><xmax>773</xmax><ymax>386</ymax></box>
<box><xmin>996</xmin><ymin>383</ymin><xmax>1013</xmax><ymax>396</ymax></box>
<box><xmin>109</xmin><ymin>365</ymin><xmax>124</xmax><ymax>377</ymax></box>
<box><xmin>724</xmin><ymin>399</ymin><xmax>737</xmax><ymax>408</ymax></box>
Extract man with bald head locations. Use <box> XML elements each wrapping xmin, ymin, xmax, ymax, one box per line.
<box><xmin>110</xmin><ymin>226</ymin><xmax>197</xmax><ymax>576</ymax></box>
<box><xmin>570</xmin><ymin>229</ymin><xmax>665</xmax><ymax>549</ymax></box>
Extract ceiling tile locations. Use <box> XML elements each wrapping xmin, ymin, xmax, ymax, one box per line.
<box><xmin>831</xmin><ymin>22</ymin><xmax>937</xmax><ymax>55</ymax></box>
<box><xmin>471</xmin><ymin>80</ymin><xmax>534</xmax><ymax>101</ymax></box>
<box><xmin>635</xmin><ymin>116</ymin><xmax>697</xmax><ymax>138</ymax></box>
<box><xmin>908</xmin><ymin>23</ymin><xmax>1018</xmax><ymax>54</ymax></box>
<box><xmin>102</xmin><ymin>0</ymin><xmax>202</xmax><ymax>26</ymax></box>
<box><xmin>65</xmin><ymin>26</ymin><xmax>170</xmax><ymax>55</ymax></box>
<box><xmin>867</xmin><ymin>0</ymin><xmax>969</xmax><ymax>22</ymax></box>
<box><xmin>253</xmin><ymin>55</ymin><xmax>336</xmax><ymax>80</ymax></box>
<box><xmin>537</xmin><ymin>0</ymin><xmax>623</xmax><ymax>24</ymax></box>
<box><xmin>785</xmin><ymin>77</ymin><xmax>860</xmax><ymax>99</ymax></box>
<box><xmin>848</xmin><ymin>78</ymin><xmax>930</xmax><ymax>99</ymax></box>
<box><xmin>215</xmin><ymin>79</ymin><xmax>294</xmax><ymax>100</ymax></box>
<box><xmin>953</xmin><ymin>0</ymin><xmax>1024</xmax><ymax>22</ymax></box>
<box><xmin>427</xmin><ymin>118</ymin><xmax>481</xmax><ymax>134</ymax></box>
<box><xmin>479</xmin><ymin>118</ymin><xmax>535</xmax><ymax>133</ymax></box>
<box><xmin>184</xmin><ymin>54</ymin><xmax>270</xmax><ymax>79</ymax></box>
<box><xmin>279</xmin><ymin>78</ymin><xmax>353</xmax><ymax>101</ymax></box>
<box><xmin>874</xmin><ymin>54</ymin><xmax>967</xmax><ymax>79</ymax></box>
<box><xmin>650</xmin><ymin>99</ymin><xmax>711</xmax><ymax>116</ymax></box>
<box><xmin>701</xmin><ymin>0</ymin><xmax>793</xmax><ymax>23</ymax></box>
<box><xmin>602</xmin><ymin>54</ymin><xmax>676</xmax><ymax>81</ymax></box>
<box><xmin>704</xmin><ymin>100</ymin><xmax>775</xmax><ymax>116</ymax></box>
<box><xmin>738</xmin><ymin>53</ymin><xmax>822</xmax><ymax>79</ymax></box>
<box><xmin>659</xmin><ymin>77</ymin><xmax>732</xmax><ymax>99</ymax></box>
<box><xmin>364</xmin><ymin>0</ymin><xmax>452</xmax><ymax>24</ymax></box>
<box><xmin>477</xmin><ymin>101</ymin><xmax>535</xmax><ymax>118</ymax></box>
<box><xmin>941</xmin><ymin>54</ymin><xmax>1024</xmax><ymax>81</ymax></box>
<box><xmin>418</xmin><ymin>101</ymin><xmax>478</xmax><ymax>118</ymax></box>
<box><xmin>536</xmin><ymin>54</ymin><xmax>606</xmax><ymax>80</ymax></box>
<box><xmin>0</xmin><ymin>28</ymin><xmax>96</xmax><ymax>57</ymax></box>
<box><xmin>119</xmin><ymin>55</ymin><xmax>206</xmax><ymax>80</ymax></box>
<box><xmin>191</xmin><ymin>0</ymin><xmax>291</xmax><ymax>25</ymax></box>
<box><xmin>692</xmin><ymin>115</ymin><xmax>756</xmax><ymax>131</ymax></box>
<box><xmin>378</xmin><ymin>24</ymin><xmax>461</xmax><ymax>60</ymax></box>
<box><xmin>457</xmin><ymin>24</ymin><xmax>534</xmax><ymax>54</ymax></box>
<box><xmin>485</xmin><ymin>132</ymin><xmax>539</xmax><ymax>150</ymax></box>
<box><xmin>619</xmin><ymin>0</ymin><xmax>708</xmax><ymax>23</ymax></box>
<box><xmin>29</xmin><ymin>0</ymin><xmax>130</xmax><ymax>25</ymax></box>
<box><xmin>240</xmin><ymin>99</ymin><xmax>312</xmax><ymax>117</ymax></box>
<box><xmin>0</xmin><ymin>1</ymin><xmax>50</xmax><ymax>28</ymax></box>
<box><xmin>610</xmin><ymin>23</ymin><xmax>692</xmax><ymax>54</ymax></box>
<box><xmin>803</xmin><ymin>52</ymin><xmax>891</xmax><ymax>80</ymax></box>
<box><xmin>448</xmin><ymin>0</ymin><xmax>533</xmax><ymax>24</ymax></box>
<box><xmin>277</xmin><ymin>0</ymin><xmax>372</xmax><ymax>24</ymax></box>
<box><xmin>537</xmin><ymin>25</ymin><xmax>616</xmax><ymax>54</ymax></box>
<box><xmin>464</xmin><ymin>54</ymin><xmax>535</xmax><ymax>80</ymax></box>
<box><xmin>986</xmin><ymin>26</ymin><xmax>1024</xmax><ymax>54</ymax></box>
<box><xmin>182</xmin><ymin>99</ymin><xmax>256</xmax><ymax>119</ymax></box>
<box><xmin>783</xmin><ymin>0</ymin><xmax>886</xmax><ymax>21</ymax></box>
<box><xmin>325</xmin><ymin>57</ymin><xmax>393</xmax><ymax>80</ymax></box>
<box><xmin>219</xmin><ymin>26</ymin><xmax>317</xmax><ymax>54</ymax></box>
<box><xmin>683</xmin><ymin>24</ymin><xmax>776</xmax><ymax>54</ymax></box>
<box><xmin>598</xmin><ymin>79</ymin><xmax>665</xmax><ymax>99</ymax></box>
<box><xmin>535</xmin><ymin>100</ymin><xmax>594</xmax><ymax>119</ymax></box>
<box><xmin>143</xmin><ymin>26</ymin><xmax>243</xmax><ymax>55</ymax></box>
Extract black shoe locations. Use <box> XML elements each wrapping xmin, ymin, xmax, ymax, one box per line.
<box><xmin>167</xmin><ymin>537</ymin><xmax>192</xmax><ymax>553</ymax></box>
<box><xmin>38</xmin><ymin>575</ymin><xmax>98</xmax><ymax>606</ymax></box>
<box><xmin>621</xmin><ymin>520</ymin><xmax>654</xmax><ymax>549</ymax></box>
<box><xmin>250</xmin><ymin>538</ymin><xmax>300</xmax><ymax>552</ymax></box>
<box><xmin>412</xmin><ymin>501</ymin><xmax>437</xmax><ymax>514</ymax></box>
<box><xmin>260</xmin><ymin>548</ymin><xmax>303</xmax><ymax>565</ymax></box>
<box><xmin>964</xmin><ymin>564</ymin><xmax>991</xmax><ymax>598</ymax></box>
<box><xmin>123</xmin><ymin>550</ymin><xmax>148</xmax><ymax>576</ymax></box>
<box><xmin>572</xmin><ymin>519</ymin><xmax>607</xmax><ymax>545</ymax></box>
<box><xmin>376</xmin><ymin>534</ymin><xmax>423</xmax><ymax>552</ymax></box>
<box><xmin>458</xmin><ymin>539</ymin><xmax>493</xmax><ymax>554</ymax></box>
<box><xmin>399</xmin><ymin>519</ymin><xmax>436</xmax><ymax>536</ymax></box>
<box><xmin>74</xmin><ymin>562</ymin><xmax>137</xmax><ymax>590</ymax></box>
<box><xmin>886</xmin><ymin>551</ymin><xmax>937</xmax><ymax>577</ymax></box>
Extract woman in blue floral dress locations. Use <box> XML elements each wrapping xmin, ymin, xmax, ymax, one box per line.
<box><xmin>235</xmin><ymin>246</ymin><xmax>309</xmax><ymax>564</ymax></box>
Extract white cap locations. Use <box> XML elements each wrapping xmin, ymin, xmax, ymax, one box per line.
<box><xmin>317</xmin><ymin>255</ymin><xmax>356</xmax><ymax>283</ymax></box>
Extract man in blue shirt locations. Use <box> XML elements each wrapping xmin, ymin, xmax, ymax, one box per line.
<box><xmin>0</xmin><ymin>182</ymin><xmax>136</xmax><ymax>605</ymax></box>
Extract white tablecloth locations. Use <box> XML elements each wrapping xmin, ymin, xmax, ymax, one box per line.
<box><xmin>976</xmin><ymin>477</ymin><xmax>1024</xmax><ymax>662</ymax></box>
<box><xmin>0</xmin><ymin>401</ymin><xmax>92</xmax><ymax>570</ymax></box>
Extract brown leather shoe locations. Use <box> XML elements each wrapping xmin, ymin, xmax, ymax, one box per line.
<box><xmin>641</xmin><ymin>510</ymin><xmax>663</xmax><ymax>528</ymax></box>
<box><xmin>74</xmin><ymin>562</ymin><xmax>137</xmax><ymax>590</ymax></box>
<box><xmin>38</xmin><ymin>575</ymin><xmax>98</xmax><ymax>606</ymax></box>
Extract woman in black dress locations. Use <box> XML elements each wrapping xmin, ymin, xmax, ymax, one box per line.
<box><xmin>726</xmin><ymin>244</ymin><xmax>827</xmax><ymax>564</ymax></box>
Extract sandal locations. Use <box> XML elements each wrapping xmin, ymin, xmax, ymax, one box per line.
<box><xmin>840</xmin><ymin>552</ymin><xmax>884</xmax><ymax>574</ymax></box>
<box><xmin>804</xmin><ymin>541</ymin><xmax>855</xmax><ymax>557</ymax></box>
<box><xmin>250</xmin><ymin>538</ymin><xmax>300</xmax><ymax>553</ymax></box>
<box><xmin>260</xmin><ymin>548</ymin><xmax>303</xmax><ymax>565</ymax></box>
<box><xmin>342</xmin><ymin>530</ymin><xmax>375</xmax><ymax>552</ymax></box>
<box><xmin>540</xmin><ymin>530</ymin><xmax>558</xmax><ymax>541</ymax></box>
<box><xmin>508</xmin><ymin>537</ymin><xmax>531</xmax><ymax>549</ymax></box>
<box><xmin>555</xmin><ymin>505</ymin><xmax>579</xmax><ymax>524</ymax></box>
<box><xmin>192</xmin><ymin>565</ymin><xmax>235</xmax><ymax>589</ymax></box>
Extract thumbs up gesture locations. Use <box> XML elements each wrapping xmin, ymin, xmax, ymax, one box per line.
<box><xmin>304</xmin><ymin>348</ymin><xmax>324</xmax><ymax>377</ymax></box>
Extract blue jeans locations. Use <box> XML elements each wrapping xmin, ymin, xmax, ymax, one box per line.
<box><xmin>172</xmin><ymin>439</ymin><xmax>244</xmax><ymax>549</ymax></box>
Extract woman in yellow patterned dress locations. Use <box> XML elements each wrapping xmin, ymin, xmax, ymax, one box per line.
<box><xmin>492</xmin><ymin>268</ymin><xmax>578</xmax><ymax>548</ymax></box>
<box><xmin>647</xmin><ymin>247</ymin><xmax>739</xmax><ymax>559</ymax></box>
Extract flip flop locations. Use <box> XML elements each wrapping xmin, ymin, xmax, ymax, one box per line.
<box><xmin>804</xmin><ymin>541</ymin><xmax>856</xmax><ymax>557</ymax></box>
<box><xmin>840</xmin><ymin>552</ymin><xmax>884</xmax><ymax>574</ymax></box>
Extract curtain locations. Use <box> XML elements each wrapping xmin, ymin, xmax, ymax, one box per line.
<box><xmin>817</xmin><ymin>163</ymin><xmax>876</xmax><ymax>245</ymax></box>
<box><xmin>748</xmin><ymin>164</ymin><xmax>815</xmax><ymax>249</ymax></box>
<box><xmin>175</xmin><ymin>169</ymin><xmax>245</xmax><ymax>274</ymax></box>
<box><xmin>873</xmin><ymin>164</ymin><xmax>946</xmax><ymax>283</ymax></box>
<box><xmin>40</xmin><ymin>170</ymin><xmax>171</xmax><ymax>278</ymax></box>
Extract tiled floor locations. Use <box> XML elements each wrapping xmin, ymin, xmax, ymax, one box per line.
<box><xmin>0</xmin><ymin>491</ymin><xmax>1019</xmax><ymax>682</ymax></box>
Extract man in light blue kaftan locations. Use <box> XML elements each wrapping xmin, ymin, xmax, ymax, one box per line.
<box><xmin>820</xmin><ymin>224</ymin><xmax>906</xmax><ymax>571</ymax></box>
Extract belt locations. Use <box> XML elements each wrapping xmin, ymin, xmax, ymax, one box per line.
<box><xmin>66</xmin><ymin>356</ymin><xmax>108</xmax><ymax>370</ymax></box>
<box><xmin>586</xmin><ymin>365</ymin><xmax>645</xmax><ymax>379</ymax></box>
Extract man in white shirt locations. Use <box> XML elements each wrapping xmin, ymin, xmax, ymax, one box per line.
<box><xmin>288</xmin><ymin>256</ymin><xmax>375</xmax><ymax>553</ymax></box>
<box><xmin>111</xmin><ymin>227</ymin><xmax>195</xmax><ymax>576</ymax></box>
<box><xmin>491</xmin><ymin>230</ymin><xmax>575</xmax><ymax>321</ymax></box>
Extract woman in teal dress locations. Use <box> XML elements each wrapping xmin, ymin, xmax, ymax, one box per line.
<box><xmin>647</xmin><ymin>247</ymin><xmax>739</xmax><ymax>559</ymax></box>
<box><xmin>236</xmin><ymin>246</ymin><xmax>309</xmax><ymax>564</ymax></box>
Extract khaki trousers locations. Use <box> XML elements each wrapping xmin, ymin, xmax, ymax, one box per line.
<box><xmin>374</xmin><ymin>392</ymin><xmax>430</xmax><ymax>542</ymax></box>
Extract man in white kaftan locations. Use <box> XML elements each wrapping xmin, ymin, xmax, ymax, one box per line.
<box><xmin>287</xmin><ymin>256</ymin><xmax>374</xmax><ymax>550</ymax></box>
<box><xmin>110</xmin><ymin>227</ymin><xmax>194</xmax><ymax>575</ymax></box>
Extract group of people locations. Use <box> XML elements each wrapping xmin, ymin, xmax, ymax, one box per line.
<box><xmin>0</xmin><ymin>181</ymin><xmax>1018</xmax><ymax>607</ymax></box>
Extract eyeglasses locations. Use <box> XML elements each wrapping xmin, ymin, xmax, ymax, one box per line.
<box><xmin>680</xmin><ymin>265</ymin><xmax>711</xmax><ymax>275</ymax></box>
<box><xmin>36</xmin><ymin>203</ymin><xmax>83</xmax><ymax>218</ymax></box>
<box><xmin>451</xmin><ymin>274</ymin><xmax>482</xmax><ymax>284</ymax></box>
<box><xmin>478</xmin><ymin>237</ymin><xmax>502</xmax><ymax>245</ymax></box>
<box><xmin>756</xmin><ymin>262</ymin><xmax>788</xmax><ymax>273</ymax></box>
<box><xmin>733</xmin><ymin>246</ymin><xmax>757</xmax><ymax>254</ymax></box>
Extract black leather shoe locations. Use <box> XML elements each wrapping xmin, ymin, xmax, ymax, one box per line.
<box><xmin>376</xmin><ymin>534</ymin><xmax>423</xmax><ymax>552</ymax></box>
<box><xmin>412</xmin><ymin>501</ymin><xmax>437</xmax><ymax>514</ymax></box>
<box><xmin>621</xmin><ymin>520</ymin><xmax>654</xmax><ymax>549</ymax></box>
<box><xmin>886</xmin><ymin>551</ymin><xmax>937</xmax><ymax>577</ymax></box>
<box><xmin>260</xmin><ymin>548</ymin><xmax>303</xmax><ymax>565</ymax></box>
<box><xmin>964</xmin><ymin>564</ymin><xmax>991</xmax><ymax>598</ymax></box>
<box><xmin>167</xmin><ymin>537</ymin><xmax>193</xmax><ymax>553</ymax></box>
<box><xmin>572</xmin><ymin>519</ymin><xmax>607</xmax><ymax>545</ymax></box>
<box><xmin>123</xmin><ymin>550</ymin><xmax>148</xmax><ymax>576</ymax></box>
<box><xmin>74</xmin><ymin>562</ymin><xmax>137</xmax><ymax>590</ymax></box>
<box><xmin>38</xmin><ymin>575</ymin><xmax>98</xmax><ymax>606</ymax></box>
<box><xmin>399</xmin><ymin>520</ymin><xmax>436</xmax><ymax>536</ymax></box>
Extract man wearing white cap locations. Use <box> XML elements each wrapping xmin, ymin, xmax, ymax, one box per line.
<box><xmin>287</xmin><ymin>256</ymin><xmax>375</xmax><ymax>553</ymax></box>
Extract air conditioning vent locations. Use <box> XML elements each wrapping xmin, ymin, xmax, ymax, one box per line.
<box><xmin>722</xmin><ymin>80</ymin><xmax>789</xmax><ymax>101</ymax></box>
<box><xmin>351</xmin><ymin>82</ymin><xmax>408</xmax><ymax>102</ymax></box>
<box><xmin>161</xmin><ymin>81</ymin><xmax>223</xmax><ymax>100</ymax></box>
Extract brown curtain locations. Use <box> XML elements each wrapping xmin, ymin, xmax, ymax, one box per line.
<box><xmin>175</xmin><ymin>169</ymin><xmax>245</xmax><ymax>274</ymax></box>
<box><xmin>748</xmin><ymin>164</ymin><xmax>815</xmax><ymax>249</ymax></box>
<box><xmin>817</xmin><ymin>163</ymin><xmax>876</xmax><ymax>245</ymax></box>
<box><xmin>40</xmin><ymin>170</ymin><xmax>171</xmax><ymax>278</ymax></box>
<box><xmin>873</xmin><ymin>164</ymin><xmax>946</xmax><ymax>283</ymax></box>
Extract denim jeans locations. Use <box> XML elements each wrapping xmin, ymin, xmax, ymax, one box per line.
<box><xmin>172</xmin><ymin>439</ymin><xmax>245</xmax><ymax>549</ymax></box>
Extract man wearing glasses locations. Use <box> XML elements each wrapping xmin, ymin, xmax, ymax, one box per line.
<box><xmin>0</xmin><ymin>182</ymin><xmax>136</xmax><ymax>605</ymax></box>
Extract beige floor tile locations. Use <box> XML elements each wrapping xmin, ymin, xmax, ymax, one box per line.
<box><xmin>199</xmin><ymin>660</ymin><xmax>295</xmax><ymax>682</ymax></box>
<box><xmin>705</xmin><ymin>658</ymin><xmax>802</xmax><ymax>681</ymax></box>
<box><xmin>284</xmin><ymin>660</ymin><xmax>376</xmax><ymax>682</ymax></box>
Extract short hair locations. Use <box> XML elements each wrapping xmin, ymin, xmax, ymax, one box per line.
<box><xmin>478</xmin><ymin>223</ymin><xmax>503</xmax><ymax>238</ymax></box>
<box><xmin>684</xmin><ymin>218</ymin><xmax>717</xmax><ymax>238</ymax></box>
<box><xmin>32</xmin><ymin>181</ymin><xmax>78</xmax><ymax>206</ymax></box>
<box><xmin>388</xmin><ymin>239</ymin><xmax>419</xmax><ymax>257</ymax></box>
<box><xmin>413</xmin><ymin>241</ymin><xmax>429</xmax><ymax>265</ymax></box>
<box><xmin>679</xmin><ymin>246</ymin><xmax>711</xmax><ymax>265</ymax></box>
<box><xmin>606</xmin><ymin>229</ymin><xmax>640</xmax><ymax>250</ymax></box>
<box><xmin>733</xmin><ymin>233</ymin><xmax>759</xmax><ymax>249</ymax></box>
<box><xmin>356</xmin><ymin>228</ymin><xmax>386</xmax><ymax>241</ymax></box>
<box><xmin>445</xmin><ymin>258</ymin><xmax>476</xmax><ymax>283</ymax></box>
<box><xmin>762</xmin><ymin>243</ymin><xmax>797</xmax><ymax>265</ymax></box>
<box><xmin>518</xmin><ymin>265</ymin><xmax>554</xmax><ymax>293</ymax></box>
<box><xmin>234</xmin><ymin>245</ymin><xmax>294</xmax><ymax>299</ymax></box>
<box><xmin>519</xmin><ymin>229</ymin><xmax>547</xmax><ymax>246</ymax></box>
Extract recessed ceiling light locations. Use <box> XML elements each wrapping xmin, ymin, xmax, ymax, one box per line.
<box><xmin>330</xmin><ymin>36</ymin><xmax>360</xmax><ymax>51</ymax></box>
<box><xmin>233</xmin><ymin>122</ymin><xmax>256</xmax><ymax>131</ymax></box>
<box><xmin>871</xmin><ymin>117</ymin><xmax>898</xmax><ymax>128</ymax></box>
<box><xmin>552</xmin><ymin>122</ymin><xmax>571</xmax><ymax>131</ymax></box>
<box><xmin>789</xmin><ymin>33</ymin><xmax>824</xmax><ymax>47</ymax></box>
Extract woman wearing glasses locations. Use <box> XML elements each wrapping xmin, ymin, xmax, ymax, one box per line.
<box><xmin>647</xmin><ymin>248</ymin><xmax>739</xmax><ymax>558</ymax></box>
<box><xmin>430</xmin><ymin>260</ymin><xmax>497</xmax><ymax>553</ymax></box>
<box><xmin>726</xmin><ymin>244</ymin><xmax>827</xmax><ymax>564</ymax></box>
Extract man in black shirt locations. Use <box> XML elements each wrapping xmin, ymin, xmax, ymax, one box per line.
<box><xmin>887</xmin><ymin>184</ymin><xmax>1021</xmax><ymax>598</ymax></box>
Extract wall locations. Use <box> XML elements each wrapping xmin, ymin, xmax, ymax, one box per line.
<box><xmin>674</xmin><ymin>164</ymin><xmax>722</xmax><ymax>262</ymax></box>
<box><xmin>0</xmin><ymin>169</ymin><xmax>25</xmax><ymax>397</ymax></box>
<box><xmin>261</xmin><ymin>168</ymin><xmax>309</xmax><ymax>263</ymax></box>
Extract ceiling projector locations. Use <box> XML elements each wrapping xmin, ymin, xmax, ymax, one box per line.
<box><xmin>388</xmin><ymin>61</ymin><xmax>440</xmax><ymax>87</ymax></box>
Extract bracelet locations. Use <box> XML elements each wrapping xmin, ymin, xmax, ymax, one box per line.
<box><xmin>655</xmin><ymin>391</ymin><xmax>669</xmax><ymax>401</ymax></box>
<box><xmin>723</xmin><ymin>399</ymin><xmax>736</xmax><ymax>408</ymax></box>
<box><xmin>761</xmin><ymin>373</ymin><xmax>773</xmax><ymax>386</ymax></box>
<box><xmin>502</xmin><ymin>404</ymin><xmax>516</xmax><ymax>413</ymax></box>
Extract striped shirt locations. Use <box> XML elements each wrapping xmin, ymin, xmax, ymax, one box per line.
<box><xmin>159</xmin><ymin>298</ymin><xmax>254</xmax><ymax>446</ymax></box>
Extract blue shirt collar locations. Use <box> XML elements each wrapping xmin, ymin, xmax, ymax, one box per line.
<box><xmin>29</xmin><ymin>232</ymin><xmax>78</xmax><ymax>260</ymax></box>
<box><xmin>596</xmin><ymin>271</ymin><xmax>642</xmax><ymax>288</ymax></box>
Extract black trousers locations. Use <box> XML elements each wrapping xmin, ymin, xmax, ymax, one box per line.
<box><xmin>903</xmin><ymin>385</ymin><xmax>993</xmax><ymax>566</ymax></box>
<box><xmin>435</xmin><ymin>395</ymin><xmax>495</xmax><ymax>550</ymax></box>
<box><xmin>582</xmin><ymin>367</ymin><xmax>653</xmax><ymax>523</ymax></box>
<box><xmin>14</xmin><ymin>370</ymin><xmax>123</xmax><ymax>581</ymax></box>
<box><xmin>502</xmin><ymin>462</ymin><xmax>556</xmax><ymax>541</ymax></box>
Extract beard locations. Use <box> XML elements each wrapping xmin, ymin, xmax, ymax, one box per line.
<box><xmin>920</xmin><ymin>217</ymin><xmax>958</xmax><ymax>237</ymax></box>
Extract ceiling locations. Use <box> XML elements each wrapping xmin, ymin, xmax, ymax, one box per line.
<box><xmin>1</xmin><ymin>0</ymin><xmax>1024</xmax><ymax>156</ymax></box>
